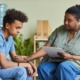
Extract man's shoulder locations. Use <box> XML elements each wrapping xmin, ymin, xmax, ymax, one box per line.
<box><xmin>9</xmin><ymin>36</ymin><xmax>13</xmax><ymax>41</ymax></box>
<box><xmin>0</xmin><ymin>30</ymin><xmax>4</xmax><ymax>41</ymax></box>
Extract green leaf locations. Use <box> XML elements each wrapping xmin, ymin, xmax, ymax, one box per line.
<box><xmin>13</xmin><ymin>34</ymin><xmax>33</xmax><ymax>56</ymax></box>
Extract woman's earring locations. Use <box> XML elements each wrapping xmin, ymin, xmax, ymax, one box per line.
<box><xmin>78</xmin><ymin>23</ymin><xmax>80</xmax><ymax>26</ymax></box>
<box><xmin>77</xmin><ymin>23</ymin><xmax>80</xmax><ymax>29</ymax></box>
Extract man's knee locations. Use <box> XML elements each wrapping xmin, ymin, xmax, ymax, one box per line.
<box><xmin>0</xmin><ymin>78</ymin><xmax>2</xmax><ymax>80</ymax></box>
<box><xmin>17</xmin><ymin>67</ymin><xmax>27</xmax><ymax>76</ymax></box>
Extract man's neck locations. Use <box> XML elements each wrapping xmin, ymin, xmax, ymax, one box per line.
<box><xmin>2</xmin><ymin>28</ymin><xmax>10</xmax><ymax>40</ymax></box>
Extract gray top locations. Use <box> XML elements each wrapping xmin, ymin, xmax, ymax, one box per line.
<box><xmin>42</xmin><ymin>25</ymin><xmax>80</xmax><ymax>69</ymax></box>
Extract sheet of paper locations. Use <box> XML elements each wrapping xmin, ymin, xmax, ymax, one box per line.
<box><xmin>42</xmin><ymin>46</ymin><xmax>65</xmax><ymax>58</ymax></box>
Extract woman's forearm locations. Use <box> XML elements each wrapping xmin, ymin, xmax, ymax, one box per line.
<box><xmin>27</xmin><ymin>43</ymin><xmax>50</xmax><ymax>61</ymax></box>
<box><xmin>27</xmin><ymin>48</ymin><xmax>47</xmax><ymax>61</ymax></box>
<box><xmin>71</xmin><ymin>55</ymin><xmax>80</xmax><ymax>60</ymax></box>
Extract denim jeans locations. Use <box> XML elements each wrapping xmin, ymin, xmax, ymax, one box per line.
<box><xmin>0</xmin><ymin>66</ymin><xmax>33</xmax><ymax>80</ymax></box>
<box><xmin>38</xmin><ymin>61</ymin><xmax>80</xmax><ymax>80</ymax></box>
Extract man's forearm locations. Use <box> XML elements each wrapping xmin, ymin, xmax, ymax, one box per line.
<box><xmin>12</xmin><ymin>55</ymin><xmax>28</xmax><ymax>63</ymax></box>
<box><xmin>1</xmin><ymin>60</ymin><xmax>31</xmax><ymax>69</ymax></box>
<box><xmin>1</xmin><ymin>61</ymin><xmax>18</xmax><ymax>68</ymax></box>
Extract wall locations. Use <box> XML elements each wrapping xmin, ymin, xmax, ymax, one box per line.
<box><xmin>0</xmin><ymin>0</ymin><xmax>80</xmax><ymax>39</ymax></box>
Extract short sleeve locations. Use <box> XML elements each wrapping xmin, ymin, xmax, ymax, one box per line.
<box><xmin>9</xmin><ymin>38</ymin><xmax>15</xmax><ymax>52</ymax></box>
<box><xmin>48</xmin><ymin>25</ymin><xmax>65</xmax><ymax>46</ymax></box>
<box><xmin>48</xmin><ymin>28</ymin><xmax>58</xmax><ymax>46</ymax></box>
<box><xmin>0</xmin><ymin>36</ymin><xmax>5</xmax><ymax>53</ymax></box>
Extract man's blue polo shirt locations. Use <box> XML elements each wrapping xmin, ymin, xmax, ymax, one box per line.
<box><xmin>0</xmin><ymin>29</ymin><xmax>15</xmax><ymax>60</ymax></box>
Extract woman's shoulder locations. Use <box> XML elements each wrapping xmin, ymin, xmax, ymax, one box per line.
<box><xmin>57</xmin><ymin>25</ymin><xmax>65</xmax><ymax>30</ymax></box>
<box><xmin>55</xmin><ymin>25</ymin><xmax>66</xmax><ymax>33</ymax></box>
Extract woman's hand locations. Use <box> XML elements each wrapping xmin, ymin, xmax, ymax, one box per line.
<box><xmin>58</xmin><ymin>52</ymin><xmax>72</xmax><ymax>60</ymax></box>
<box><xmin>23</xmin><ymin>56</ymin><xmax>32</xmax><ymax>62</ymax></box>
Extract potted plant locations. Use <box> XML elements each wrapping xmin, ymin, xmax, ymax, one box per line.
<box><xmin>13</xmin><ymin>34</ymin><xmax>34</xmax><ymax>56</ymax></box>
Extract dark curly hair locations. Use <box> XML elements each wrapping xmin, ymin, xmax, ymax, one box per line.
<box><xmin>3</xmin><ymin>9</ymin><xmax>28</xmax><ymax>27</ymax></box>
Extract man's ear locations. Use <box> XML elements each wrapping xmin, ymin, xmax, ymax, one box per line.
<box><xmin>5</xmin><ymin>23</ymin><xmax>10</xmax><ymax>29</ymax></box>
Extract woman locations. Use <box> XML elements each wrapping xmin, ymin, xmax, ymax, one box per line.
<box><xmin>25</xmin><ymin>5</ymin><xmax>80</xmax><ymax>80</ymax></box>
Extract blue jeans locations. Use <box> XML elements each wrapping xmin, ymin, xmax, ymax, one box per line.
<box><xmin>0</xmin><ymin>66</ymin><xmax>33</xmax><ymax>80</ymax></box>
<box><xmin>37</xmin><ymin>61</ymin><xmax>80</xmax><ymax>80</ymax></box>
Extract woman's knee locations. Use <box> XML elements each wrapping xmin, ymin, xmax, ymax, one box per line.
<box><xmin>56</xmin><ymin>61</ymin><xmax>72</xmax><ymax>73</ymax></box>
<box><xmin>37</xmin><ymin>62</ymin><xmax>51</xmax><ymax>72</ymax></box>
<box><xmin>58</xmin><ymin>62</ymin><xmax>66</xmax><ymax>69</ymax></box>
<box><xmin>37</xmin><ymin>64</ymin><xmax>44</xmax><ymax>72</ymax></box>
<box><xmin>58</xmin><ymin>61</ymin><xmax>72</xmax><ymax>69</ymax></box>
<box><xmin>37</xmin><ymin>62</ymin><xmax>58</xmax><ymax>74</ymax></box>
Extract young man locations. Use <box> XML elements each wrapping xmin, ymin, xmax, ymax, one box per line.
<box><xmin>0</xmin><ymin>9</ymin><xmax>36</xmax><ymax>80</ymax></box>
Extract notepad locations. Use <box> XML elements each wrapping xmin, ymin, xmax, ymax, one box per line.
<box><xmin>42</xmin><ymin>46</ymin><xmax>65</xmax><ymax>58</ymax></box>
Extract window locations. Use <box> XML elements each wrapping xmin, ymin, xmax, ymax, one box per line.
<box><xmin>0</xmin><ymin>4</ymin><xmax>7</xmax><ymax>28</ymax></box>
